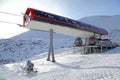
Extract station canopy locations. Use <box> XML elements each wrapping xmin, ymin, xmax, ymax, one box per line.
<box><xmin>23</xmin><ymin>8</ymin><xmax>108</xmax><ymax>38</ymax></box>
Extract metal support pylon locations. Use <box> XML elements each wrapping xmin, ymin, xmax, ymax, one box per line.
<box><xmin>47</xmin><ymin>29</ymin><xmax>55</xmax><ymax>62</ymax></box>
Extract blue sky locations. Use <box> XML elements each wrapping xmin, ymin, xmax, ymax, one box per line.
<box><xmin>0</xmin><ymin>0</ymin><xmax>120</xmax><ymax>38</ymax></box>
<box><xmin>0</xmin><ymin>0</ymin><xmax>120</xmax><ymax>19</ymax></box>
<box><xmin>57</xmin><ymin>0</ymin><xmax>120</xmax><ymax>19</ymax></box>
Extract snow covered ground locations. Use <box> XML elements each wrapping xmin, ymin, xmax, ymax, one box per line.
<box><xmin>0</xmin><ymin>37</ymin><xmax>74</xmax><ymax>62</ymax></box>
<box><xmin>0</xmin><ymin>46</ymin><xmax>120</xmax><ymax>80</ymax></box>
<box><xmin>0</xmin><ymin>15</ymin><xmax>120</xmax><ymax>80</ymax></box>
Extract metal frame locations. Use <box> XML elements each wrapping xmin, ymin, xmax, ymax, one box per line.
<box><xmin>47</xmin><ymin>29</ymin><xmax>55</xmax><ymax>62</ymax></box>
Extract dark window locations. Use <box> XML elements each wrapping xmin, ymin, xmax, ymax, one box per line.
<box><xmin>39</xmin><ymin>12</ymin><xmax>44</xmax><ymax>16</ymax></box>
<box><xmin>48</xmin><ymin>14</ymin><xmax>54</xmax><ymax>18</ymax></box>
<box><xmin>56</xmin><ymin>17</ymin><xmax>66</xmax><ymax>22</ymax></box>
<box><xmin>77</xmin><ymin>22</ymin><xmax>82</xmax><ymax>26</ymax></box>
<box><xmin>60</xmin><ymin>17</ymin><xmax>65</xmax><ymax>21</ymax></box>
<box><xmin>64</xmin><ymin>18</ymin><xmax>69</xmax><ymax>22</ymax></box>
<box><xmin>34</xmin><ymin>10</ymin><xmax>39</xmax><ymax>16</ymax></box>
<box><xmin>72</xmin><ymin>20</ymin><xmax>78</xmax><ymax>25</ymax></box>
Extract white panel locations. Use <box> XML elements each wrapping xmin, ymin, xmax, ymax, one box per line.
<box><xmin>25</xmin><ymin>20</ymin><xmax>98</xmax><ymax>38</ymax></box>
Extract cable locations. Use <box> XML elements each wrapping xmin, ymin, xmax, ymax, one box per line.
<box><xmin>0</xmin><ymin>20</ymin><xmax>19</xmax><ymax>25</ymax></box>
<box><xmin>0</xmin><ymin>11</ymin><xmax>22</xmax><ymax>17</ymax></box>
<box><xmin>0</xmin><ymin>20</ymin><xmax>24</xmax><ymax>27</ymax></box>
<box><xmin>0</xmin><ymin>11</ymin><xmax>24</xmax><ymax>27</ymax></box>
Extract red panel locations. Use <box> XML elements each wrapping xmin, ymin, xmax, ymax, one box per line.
<box><xmin>23</xmin><ymin>8</ymin><xmax>34</xmax><ymax>23</ymax></box>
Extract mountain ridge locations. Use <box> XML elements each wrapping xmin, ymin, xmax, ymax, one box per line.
<box><xmin>79</xmin><ymin>15</ymin><xmax>120</xmax><ymax>43</ymax></box>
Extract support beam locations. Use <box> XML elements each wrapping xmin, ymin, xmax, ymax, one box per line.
<box><xmin>47</xmin><ymin>29</ymin><xmax>55</xmax><ymax>62</ymax></box>
<box><xmin>100</xmin><ymin>46</ymin><xmax>103</xmax><ymax>53</ymax></box>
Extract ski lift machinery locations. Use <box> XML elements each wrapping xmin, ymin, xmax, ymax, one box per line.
<box><xmin>22</xmin><ymin>8</ymin><xmax>108</xmax><ymax>62</ymax></box>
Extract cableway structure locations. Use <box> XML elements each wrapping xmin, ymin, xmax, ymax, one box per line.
<box><xmin>23</xmin><ymin>8</ymin><xmax>109</xmax><ymax>62</ymax></box>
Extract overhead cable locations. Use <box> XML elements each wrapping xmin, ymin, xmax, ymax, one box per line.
<box><xmin>0</xmin><ymin>11</ymin><xmax>22</xmax><ymax>17</ymax></box>
<box><xmin>0</xmin><ymin>20</ymin><xmax>24</xmax><ymax>27</ymax></box>
<box><xmin>0</xmin><ymin>20</ymin><xmax>19</xmax><ymax>25</ymax></box>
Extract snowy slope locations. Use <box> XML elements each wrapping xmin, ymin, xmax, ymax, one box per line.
<box><xmin>0</xmin><ymin>15</ymin><xmax>120</xmax><ymax>63</ymax></box>
<box><xmin>0</xmin><ymin>30</ymin><xmax>75</xmax><ymax>63</ymax></box>
<box><xmin>109</xmin><ymin>29</ymin><xmax>120</xmax><ymax>43</ymax></box>
<box><xmin>79</xmin><ymin>15</ymin><xmax>120</xmax><ymax>31</ymax></box>
<box><xmin>0</xmin><ymin>46</ymin><xmax>120</xmax><ymax>80</ymax></box>
<box><xmin>0</xmin><ymin>39</ymin><xmax>74</xmax><ymax>63</ymax></box>
<box><xmin>0</xmin><ymin>15</ymin><xmax>120</xmax><ymax>80</ymax></box>
<box><xmin>79</xmin><ymin>15</ymin><xmax>120</xmax><ymax>43</ymax></box>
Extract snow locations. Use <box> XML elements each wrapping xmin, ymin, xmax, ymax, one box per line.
<box><xmin>0</xmin><ymin>15</ymin><xmax>120</xmax><ymax>80</ymax></box>
<box><xmin>0</xmin><ymin>46</ymin><xmax>120</xmax><ymax>80</ymax></box>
